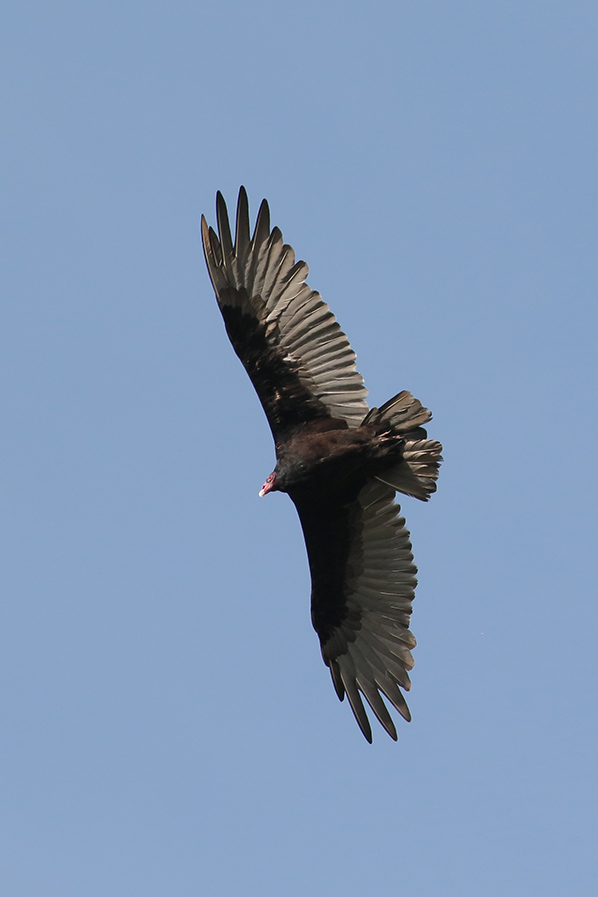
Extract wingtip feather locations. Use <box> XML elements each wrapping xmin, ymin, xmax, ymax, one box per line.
<box><xmin>235</xmin><ymin>187</ymin><xmax>251</xmax><ymax>262</ymax></box>
<box><xmin>216</xmin><ymin>191</ymin><xmax>234</xmax><ymax>262</ymax></box>
<box><xmin>252</xmin><ymin>197</ymin><xmax>271</xmax><ymax>246</ymax></box>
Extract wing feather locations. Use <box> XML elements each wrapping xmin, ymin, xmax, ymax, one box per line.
<box><xmin>202</xmin><ymin>189</ymin><xmax>369</xmax><ymax>440</ymax></box>
<box><xmin>302</xmin><ymin>479</ymin><xmax>418</xmax><ymax>741</ymax></box>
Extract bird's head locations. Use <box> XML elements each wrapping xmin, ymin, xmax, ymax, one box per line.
<box><xmin>259</xmin><ymin>471</ymin><xmax>278</xmax><ymax>497</ymax></box>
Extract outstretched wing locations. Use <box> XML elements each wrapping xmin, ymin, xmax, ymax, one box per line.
<box><xmin>295</xmin><ymin>479</ymin><xmax>418</xmax><ymax>742</ymax></box>
<box><xmin>202</xmin><ymin>188</ymin><xmax>369</xmax><ymax>443</ymax></box>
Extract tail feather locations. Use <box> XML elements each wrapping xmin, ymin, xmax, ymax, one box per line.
<box><xmin>365</xmin><ymin>391</ymin><xmax>442</xmax><ymax>501</ymax></box>
<box><xmin>376</xmin><ymin>438</ymin><xmax>443</xmax><ymax>501</ymax></box>
<box><xmin>364</xmin><ymin>390</ymin><xmax>432</xmax><ymax>433</ymax></box>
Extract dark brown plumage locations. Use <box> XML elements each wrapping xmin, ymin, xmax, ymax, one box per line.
<box><xmin>202</xmin><ymin>188</ymin><xmax>442</xmax><ymax>742</ymax></box>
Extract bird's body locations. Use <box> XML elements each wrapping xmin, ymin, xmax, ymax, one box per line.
<box><xmin>274</xmin><ymin>420</ymin><xmax>401</xmax><ymax>495</ymax></box>
<box><xmin>202</xmin><ymin>189</ymin><xmax>442</xmax><ymax>741</ymax></box>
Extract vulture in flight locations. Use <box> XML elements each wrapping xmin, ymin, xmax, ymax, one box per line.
<box><xmin>202</xmin><ymin>189</ymin><xmax>442</xmax><ymax>742</ymax></box>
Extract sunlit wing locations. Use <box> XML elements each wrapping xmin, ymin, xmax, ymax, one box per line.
<box><xmin>302</xmin><ymin>479</ymin><xmax>418</xmax><ymax>742</ymax></box>
<box><xmin>202</xmin><ymin>188</ymin><xmax>370</xmax><ymax>442</ymax></box>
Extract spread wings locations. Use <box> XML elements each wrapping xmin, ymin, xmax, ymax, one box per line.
<box><xmin>202</xmin><ymin>188</ymin><xmax>369</xmax><ymax>442</ymax></box>
<box><xmin>295</xmin><ymin>479</ymin><xmax>418</xmax><ymax>742</ymax></box>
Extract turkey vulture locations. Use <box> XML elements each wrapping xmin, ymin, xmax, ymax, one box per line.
<box><xmin>202</xmin><ymin>189</ymin><xmax>442</xmax><ymax>742</ymax></box>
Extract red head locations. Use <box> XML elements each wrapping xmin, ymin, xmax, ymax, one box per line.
<box><xmin>259</xmin><ymin>471</ymin><xmax>277</xmax><ymax>497</ymax></box>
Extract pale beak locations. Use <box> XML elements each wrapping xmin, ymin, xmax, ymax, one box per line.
<box><xmin>259</xmin><ymin>476</ymin><xmax>275</xmax><ymax>497</ymax></box>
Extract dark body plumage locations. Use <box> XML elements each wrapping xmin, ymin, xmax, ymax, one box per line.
<box><xmin>202</xmin><ymin>189</ymin><xmax>442</xmax><ymax>742</ymax></box>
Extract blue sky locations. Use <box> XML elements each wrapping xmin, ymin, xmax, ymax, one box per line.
<box><xmin>2</xmin><ymin>1</ymin><xmax>597</xmax><ymax>894</ymax></box>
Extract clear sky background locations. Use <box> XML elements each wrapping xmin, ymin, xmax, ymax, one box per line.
<box><xmin>2</xmin><ymin>2</ymin><xmax>597</xmax><ymax>895</ymax></box>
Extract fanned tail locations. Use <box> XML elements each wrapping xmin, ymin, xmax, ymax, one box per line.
<box><xmin>364</xmin><ymin>391</ymin><xmax>443</xmax><ymax>501</ymax></box>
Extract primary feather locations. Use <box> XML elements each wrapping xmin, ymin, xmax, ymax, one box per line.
<box><xmin>202</xmin><ymin>188</ymin><xmax>442</xmax><ymax>742</ymax></box>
